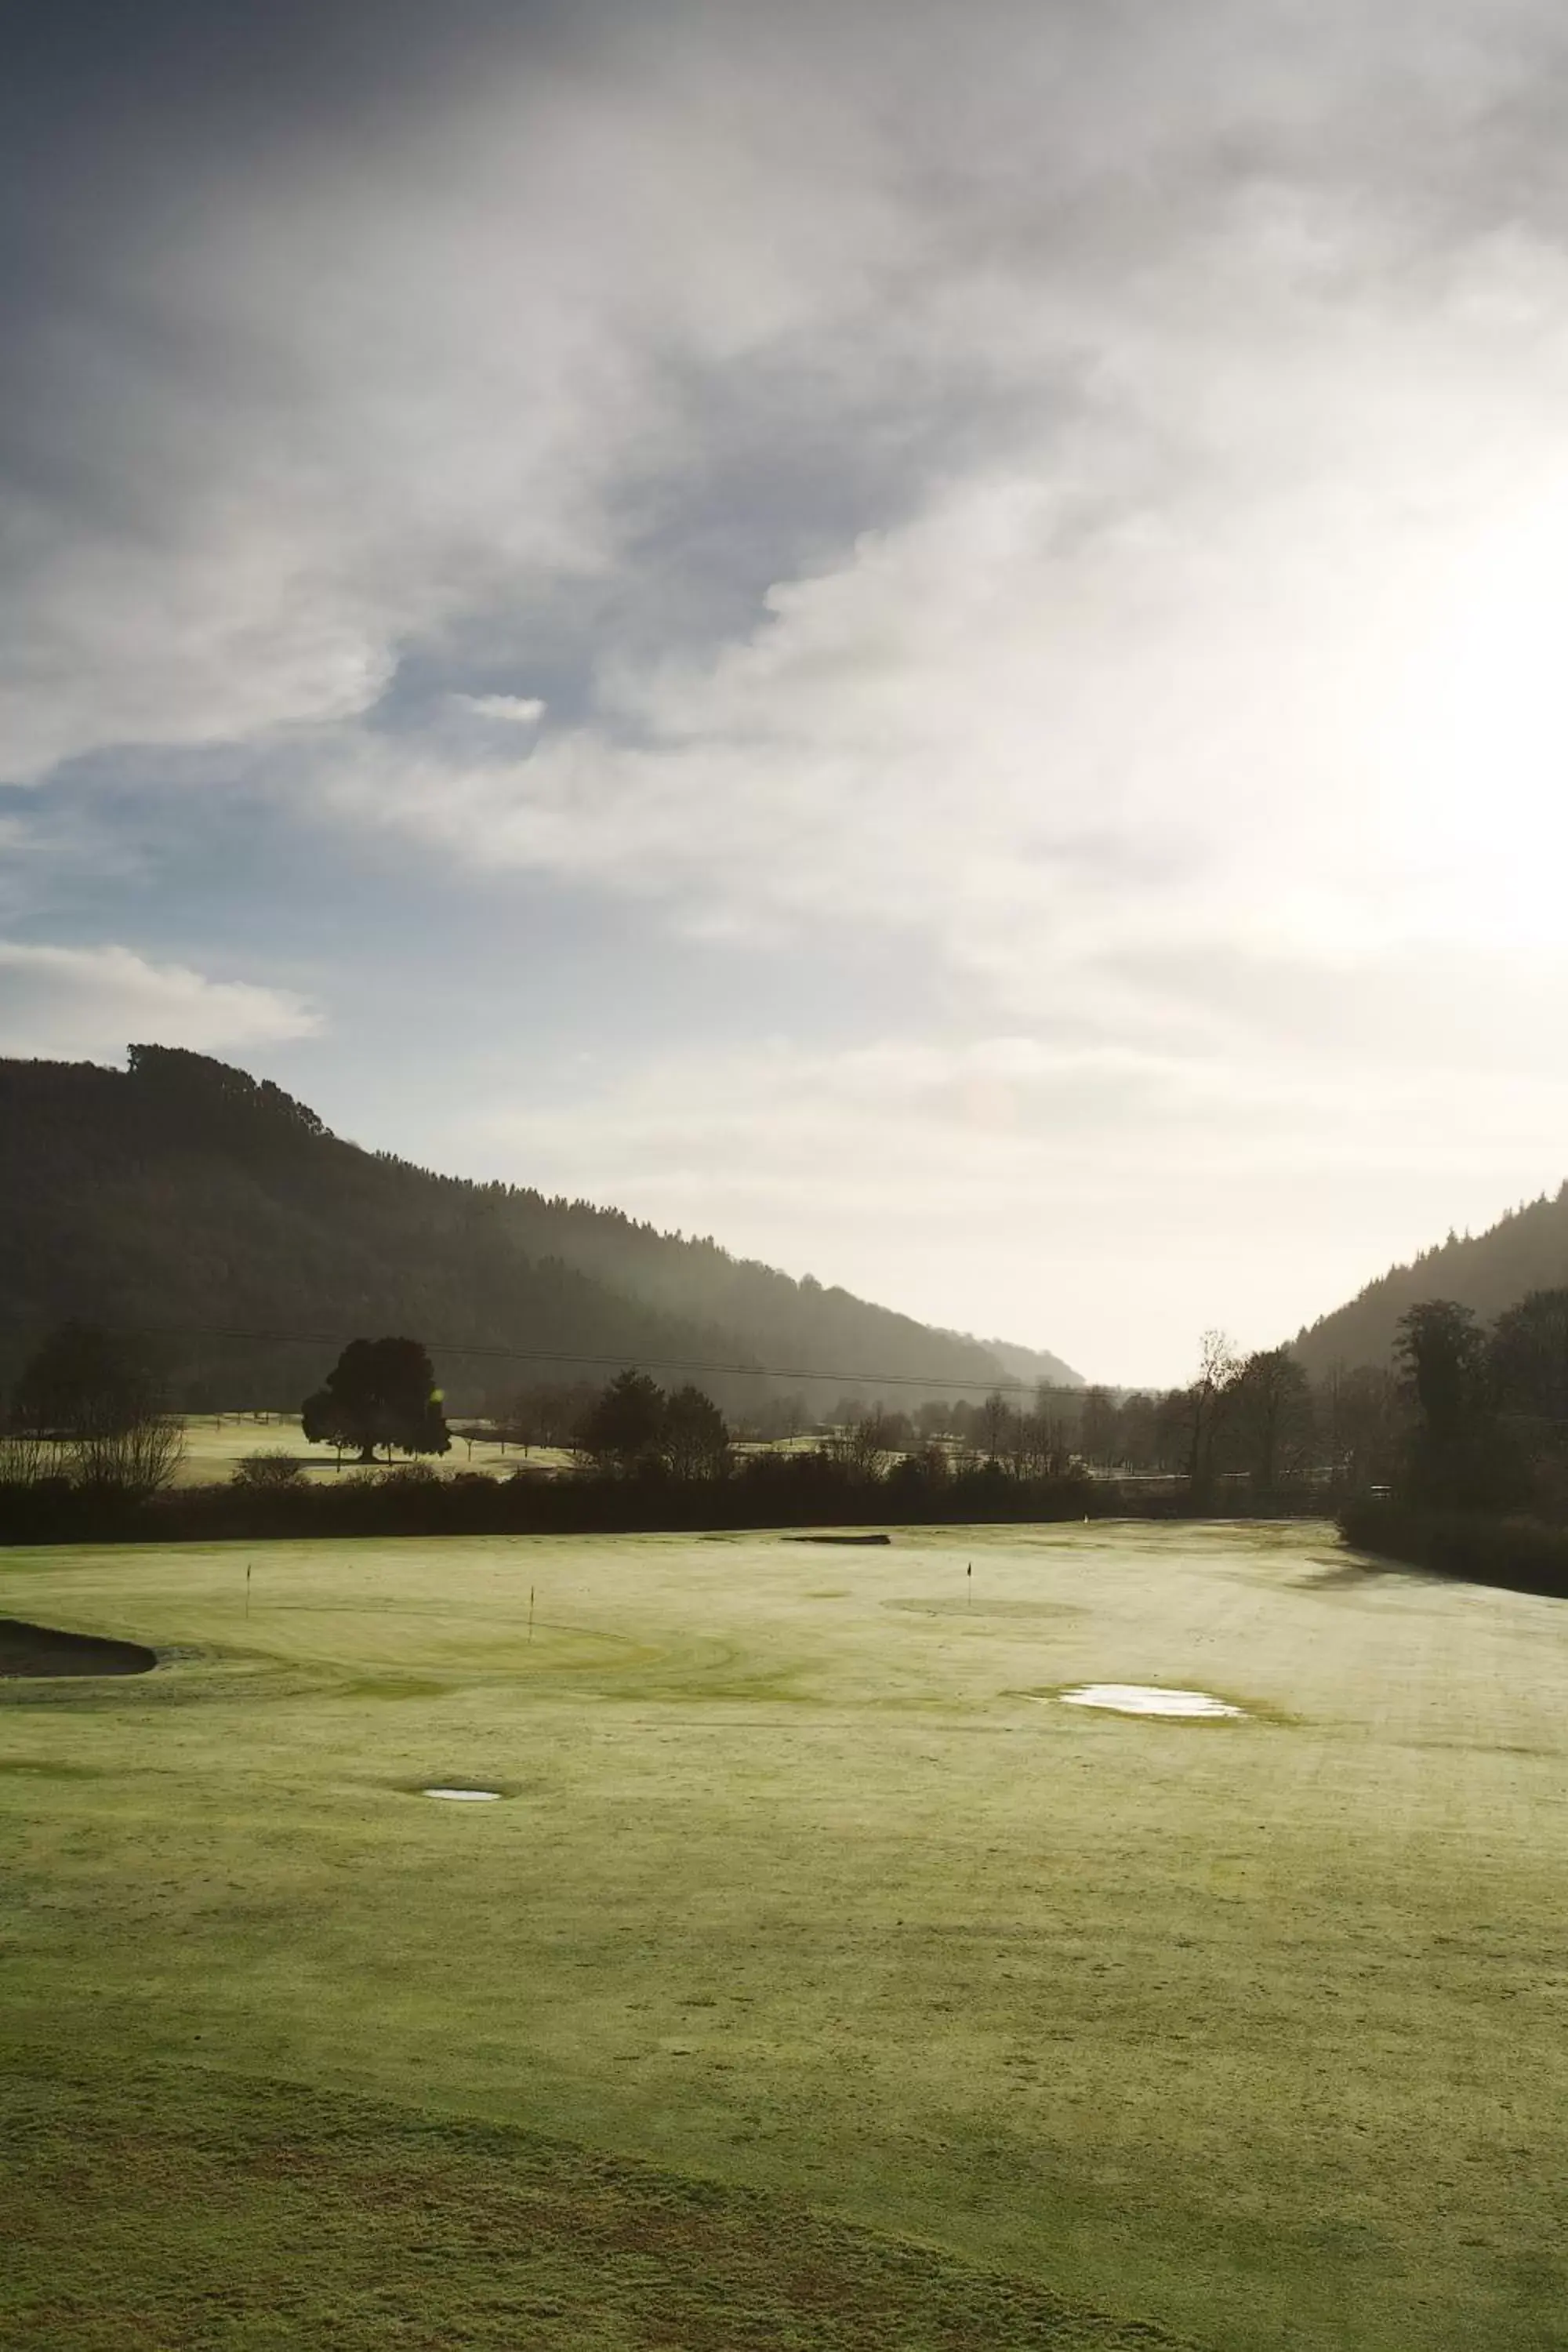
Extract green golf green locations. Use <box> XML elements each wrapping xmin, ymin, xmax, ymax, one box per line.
<box><xmin>3</xmin><ymin>1521</ymin><xmax>1565</xmax><ymax>2350</ymax></box>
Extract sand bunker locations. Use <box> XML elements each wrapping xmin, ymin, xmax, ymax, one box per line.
<box><xmin>783</xmin><ymin>1533</ymin><xmax>891</xmax><ymax>1546</ymax></box>
<box><xmin>887</xmin><ymin>1597</ymin><xmax>1078</xmax><ymax>1621</ymax></box>
<box><xmin>423</xmin><ymin>1787</ymin><xmax>503</xmax><ymax>1802</ymax></box>
<box><xmin>1058</xmin><ymin>1684</ymin><xmax>1246</xmax><ymax>1719</ymax></box>
<box><xmin>0</xmin><ymin>1617</ymin><xmax>156</xmax><ymax>1679</ymax></box>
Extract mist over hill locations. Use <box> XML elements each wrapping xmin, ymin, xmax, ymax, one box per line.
<box><xmin>1293</xmin><ymin>1187</ymin><xmax>1568</xmax><ymax>1376</ymax></box>
<box><xmin>0</xmin><ymin>1047</ymin><xmax>1078</xmax><ymax>1413</ymax></box>
<box><xmin>972</xmin><ymin>1334</ymin><xmax>1082</xmax><ymax>1392</ymax></box>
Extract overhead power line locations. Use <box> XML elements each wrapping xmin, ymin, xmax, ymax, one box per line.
<box><xmin>4</xmin><ymin>1317</ymin><xmax>1066</xmax><ymax>1398</ymax></box>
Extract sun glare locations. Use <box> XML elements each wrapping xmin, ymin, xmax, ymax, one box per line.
<box><xmin>1388</xmin><ymin>481</ymin><xmax>1568</xmax><ymax>941</ymax></box>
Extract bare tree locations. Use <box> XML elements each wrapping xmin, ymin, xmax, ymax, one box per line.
<box><xmin>980</xmin><ymin>1390</ymin><xmax>1014</xmax><ymax>1464</ymax></box>
<box><xmin>1079</xmin><ymin>1386</ymin><xmax>1120</xmax><ymax>1468</ymax></box>
<box><xmin>1180</xmin><ymin>1330</ymin><xmax>1240</xmax><ymax>1502</ymax></box>
<box><xmin>73</xmin><ymin>1414</ymin><xmax>186</xmax><ymax>1497</ymax></box>
<box><xmin>758</xmin><ymin>1392</ymin><xmax>805</xmax><ymax>1443</ymax></box>
<box><xmin>10</xmin><ymin>1320</ymin><xmax>185</xmax><ymax>1497</ymax></box>
<box><xmin>915</xmin><ymin>1399</ymin><xmax>953</xmax><ymax>1441</ymax></box>
<box><xmin>1005</xmin><ymin>1410</ymin><xmax>1059</xmax><ymax>1480</ymax></box>
<box><xmin>1321</xmin><ymin>1362</ymin><xmax>1401</xmax><ymax>1493</ymax></box>
<box><xmin>0</xmin><ymin>1432</ymin><xmax>68</xmax><ymax>1486</ymax></box>
<box><xmin>1230</xmin><ymin>1348</ymin><xmax>1315</xmax><ymax>1493</ymax></box>
<box><xmin>829</xmin><ymin>1408</ymin><xmax>898</xmax><ymax>1479</ymax></box>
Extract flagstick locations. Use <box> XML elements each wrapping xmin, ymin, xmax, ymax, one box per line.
<box><xmin>245</xmin><ymin>1561</ymin><xmax>252</xmax><ymax>1620</ymax></box>
<box><xmin>528</xmin><ymin>1585</ymin><xmax>535</xmax><ymax>1643</ymax></box>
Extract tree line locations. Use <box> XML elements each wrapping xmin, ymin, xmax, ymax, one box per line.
<box><xmin>0</xmin><ymin>1315</ymin><xmax>1403</xmax><ymax>1530</ymax></box>
<box><xmin>1378</xmin><ymin>1288</ymin><xmax>1568</xmax><ymax>1515</ymax></box>
<box><xmin>1334</xmin><ymin>1287</ymin><xmax>1568</xmax><ymax>1602</ymax></box>
<box><xmin>29</xmin><ymin>1298</ymin><xmax>1548</xmax><ymax>1534</ymax></box>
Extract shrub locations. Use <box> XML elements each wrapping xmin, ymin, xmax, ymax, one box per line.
<box><xmin>0</xmin><ymin>1432</ymin><xmax>70</xmax><ymax>1487</ymax></box>
<box><xmin>231</xmin><ymin>1450</ymin><xmax>306</xmax><ymax>1490</ymax></box>
<box><xmin>1340</xmin><ymin>1497</ymin><xmax>1568</xmax><ymax>1599</ymax></box>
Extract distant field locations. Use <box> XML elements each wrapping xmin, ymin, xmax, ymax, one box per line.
<box><xmin>171</xmin><ymin>1413</ymin><xmax>575</xmax><ymax>1484</ymax></box>
<box><xmin>4</xmin><ymin>1522</ymin><xmax>1567</xmax><ymax>2350</ymax></box>
<box><xmin>170</xmin><ymin>1413</ymin><xmax>832</xmax><ymax>1488</ymax></box>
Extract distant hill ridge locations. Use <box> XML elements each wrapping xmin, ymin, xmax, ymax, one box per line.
<box><xmin>0</xmin><ymin>1045</ymin><xmax>1080</xmax><ymax>1410</ymax></box>
<box><xmin>1293</xmin><ymin>1185</ymin><xmax>1568</xmax><ymax>1376</ymax></box>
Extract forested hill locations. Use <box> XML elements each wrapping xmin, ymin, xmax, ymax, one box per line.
<box><xmin>0</xmin><ymin>1046</ymin><xmax>1076</xmax><ymax>1411</ymax></box>
<box><xmin>1293</xmin><ymin>1185</ymin><xmax>1568</xmax><ymax>1376</ymax></box>
<box><xmin>981</xmin><ymin>1334</ymin><xmax>1086</xmax><ymax>1390</ymax></box>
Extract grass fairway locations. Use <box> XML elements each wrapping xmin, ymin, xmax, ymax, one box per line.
<box><xmin>168</xmin><ymin>1416</ymin><xmax>557</xmax><ymax>1483</ymax></box>
<box><xmin>3</xmin><ymin>1523</ymin><xmax>1566</xmax><ymax>2350</ymax></box>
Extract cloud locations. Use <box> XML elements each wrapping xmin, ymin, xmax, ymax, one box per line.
<box><xmin>29</xmin><ymin>0</ymin><xmax>1549</xmax><ymax>1018</ymax></box>
<box><xmin>0</xmin><ymin>943</ymin><xmax>320</xmax><ymax>1062</ymax></box>
<box><xmin>13</xmin><ymin>0</ymin><xmax>1568</xmax><ymax>788</ymax></box>
<box><xmin>0</xmin><ymin>2</ymin><xmax>920</xmax><ymax>779</ymax></box>
<box><xmin>11</xmin><ymin>2</ymin><xmax>1568</xmax><ymax>1371</ymax></box>
<box><xmin>297</xmin><ymin>292</ymin><xmax>1568</xmax><ymax>1024</ymax></box>
<box><xmin>458</xmin><ymin>695</ymin><xmax>546</xmax><ymax>725</ymax></box>
<box><xmin>470</xmin><ymin>1022</ymin><xmax>1568</xmax><ymax>1383</ymax></box>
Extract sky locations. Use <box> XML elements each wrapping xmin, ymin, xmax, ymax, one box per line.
<box><xmin>7</xmin><ymin>0</ymin><xmax>1568</xmax><ymax>1385</ymax></box>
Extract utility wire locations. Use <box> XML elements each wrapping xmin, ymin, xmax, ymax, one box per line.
<box><xmin>3</xmin><ymin>1317</ymin><xmax>1069</xmax><ymax>1398</ymax></box>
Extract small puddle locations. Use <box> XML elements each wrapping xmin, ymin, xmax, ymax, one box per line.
<box><xmin>422</xmin><ymin>1787</ymin><xmax>503</xmax><ymax>1802</ymax></box>
<box><xmin>1058</xmin><ymin>1684</ymin><xmax>1246</xmax><ymax>1719</ymax></box>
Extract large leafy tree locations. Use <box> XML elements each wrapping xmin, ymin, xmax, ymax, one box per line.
<box><xmin>1485</xmin><ymin>1287</ymin><xmax>1568</xmax><ymax>1515</ymax></box>
<box><xmin>575</xmin><ymin>1369</ymin><xmax>666</xmax><ymax>1474</ymax></box>
<box><xmin>9</xmin><ymin>1320</ymin><xmax>184</xmax><ymax>1495</ymax></box>
<box><xmin>661</xmin><ymin>1384</ymin><xmax>731</xmax><ymax>1481</ymax></box>
<box><xmin>1490</xmin><ymin>1287</ymin><xmax>1568</xmax><ymax>1426</ymax></box>
<box><xmin>573</xmin><ymin>1371</ymin><xmax>731</xmax><ymax>1479</ymax></box>
<box><xmin>1230</xmin><ymin>1348</ymin><xmax>1315</xmax><ymax>1492</ymax></box>
<box><xmin>302</xmin><ymin>1338</ymin><xmax>449</xmax><ymax>1465</ymax></box>
<box><xmin>10</xmin><ymin>1321</ymin><xmax>154</xmax><ymax>1439</ymax></box>
<box><xmin>1319</xmin><ymin>1363</ymin><xmax>1400</xmax><ymax>1492</ymax></box>
<box><xmin>1396</xmin><ymin>1301</ymin><xmax>1484</xmax><ymax>1446</ymax></box>
<box><xmin>1078</xmin><ymin>1385</ymin><xmax>1120</xmax><ymax>1468</ymax></box>
<box><xmin>1395</xmin><ymin>1299</ymin><xmax>1520</xmax><ymax>1508</ymax></box>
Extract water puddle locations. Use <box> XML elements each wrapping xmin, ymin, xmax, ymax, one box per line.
<box><xmin>423</xmin><ymin>1787</ymin><xmax>503</xmax><ymax>1802</ymax></box>
<box><xmin>1058</xmin><ymin>1684</ymin><xmax>1247</xmax><ymax>1719</ymax></box>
